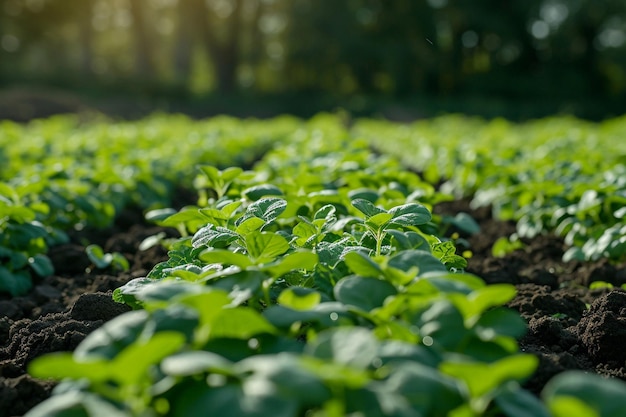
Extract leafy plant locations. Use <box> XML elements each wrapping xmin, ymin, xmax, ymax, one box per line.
<box><xmin>15</xmin><ymin>113</ymin><xmax>626</xmax><ymax>416</ymax></box>
<box><xmin>0</xmin><ymin>115</ymin><xmax>295</xmax><ymax>296</ymax></box>
<box><xmin>356</xmin><ymin>115</ymin><xmax>626</xmax><ymax>264</ymax></box>
<box><xmin>86</xmin><ymin>244</ymin><xmax>130</xmax><ymax>273</ymax></box>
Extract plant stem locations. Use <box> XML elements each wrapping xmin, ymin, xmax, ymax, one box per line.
<box><xmin>375</xmin><ymin>231</ymin><xmax>383</xmax><ymax>257</ymax></box>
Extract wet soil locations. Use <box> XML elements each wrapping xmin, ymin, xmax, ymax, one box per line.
<box><xmin>2</xmin><ymin>199</ymin><xmax>626</xmax><ymax>416</ymax></box>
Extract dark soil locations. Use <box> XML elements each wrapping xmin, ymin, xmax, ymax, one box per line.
<box><xmin>2</xmin><ymin>199</ymin><xmax>626</xmax><ymax>416</ymax></box>
<box><xmin>0</xmin><ymin>209</ymin><xmax>178</xmax><ymax>417</ymax></box>
<box><xmin>435</xmin><ymin>199</ymin><xmax>626</xmax><ymax>393</ymax></box>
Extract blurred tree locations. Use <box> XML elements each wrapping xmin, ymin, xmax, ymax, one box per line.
<box><xmin>173</xmin><ymin>0</ymin><xmax>196</xmax><ymax>83</ymax></box>
<box><xmin>128</xmin><ymin>0</ymin><xmax>158</xmax><ymax>79</ymax></box>
<box><xmin>284</xmin><ymin>0</ymin><xmax>441</xmax><ymax>95</ymax></box>
<box><xmin>77</xmin><ymin>0</ymin><xmax>95</xmax><ymax>79</ymax></box>
<box><xmin>172</xmin><ymin>0</ymin><xmax>247</xmax><ymax>93</ymax></box>
<box><xmin>0</xmin><ymin>0</ymin><xmax>624</xmax><ymax>115</ymax></box>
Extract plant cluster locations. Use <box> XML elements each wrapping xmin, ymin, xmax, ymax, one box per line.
<box><xmin>27</xmin><ymin>116</ymin><xmax>626</xmax><ymax>417</ymax></box>
<box><xmin>355</xmin><ymin>115</ymin><xmax>626</xmax><ymax>263</ymax></box>
<box><xmin>0</xmin><ymin>115</ymin><xmax>298</xmax><ymax>295</ymax></box>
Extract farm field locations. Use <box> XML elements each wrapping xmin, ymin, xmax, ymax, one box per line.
<box><xmin>1</xmin><ymin>113</ymin><xmax>626</xmax><ymax>416</ymax></box>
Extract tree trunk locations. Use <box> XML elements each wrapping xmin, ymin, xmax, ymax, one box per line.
<box><xmin>173</xmin><ymin>0</ymin><xmax>195</xmax><ymax>83</ymax></box>
<box><xmin>128</xmin><ymin>0</ymin><xmax>157</xmax><ymax>79</ymax></box>
<box><xmin>78</xmin><ymin>0</ymin><xmax>94</xmax><ymax>79</ymax></box>
<box><xmin>191</xmin><ymin>0</ymin><xmax>242</xmax><ymax>94</ymax></box>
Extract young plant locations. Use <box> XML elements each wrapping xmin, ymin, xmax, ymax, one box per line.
<box><xmin>86</xmin><ymin>244</ymin><xmax>130</xmax><ymax>273</ymax></box>
<box><xmin>351</xmin><ymin>198</ymin><xmax>431</xmax><ymax>256</ymax></box>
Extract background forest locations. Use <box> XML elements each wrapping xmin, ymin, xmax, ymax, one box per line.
<box><xmin>1</xmin><ymin>0</ymin><xmax>626</xmax><ymax>120</ymax></box>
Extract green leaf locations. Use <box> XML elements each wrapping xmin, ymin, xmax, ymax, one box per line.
<box><xmin>263</xmin><ymin>302</ymin><xmax>352</xmax><ymax>329</ymax></box>
<box><xmin>138</xmin><ymin>232</ymin><xmax>167</xmax><ymax>251</ymax></box>
<box><xmin>243</xmin><ymin>184</ymin><xmax>284</xmax><ymax>201</ymax></box>
<box><xmin>385</xmin><ymin>361</ymin><xmax>464</xmax><ymax>416</ymax></box>
<box><xmin>377</xmin><ymin>340</ymin><xmax>441</xmax><ymax>368</ymax></box>
<box><xmin>210</xmin><ymin>308</ymin><xmax>277</xmax><ymax>339</ymax></box>
<box><xmin>118</xmin><ymin>277</ymin><xmax>204</xmax><ymax>303</ymax></box>
<box><xmin>28</xmin><ymin>352</ymin><xmax>110</xmax><ymax>382</ymax></box>
<box><xmin>334</xmin><ymin>275</ymin><xmax>397</xmax><ymax>312</ymax></box>
<box><xmin>450</xmin><ymin>284</ymin><xmax>517</xmax><ymax>323</ymax></box>
<box><xmin>0</xmin><ymin>247</ymin><xmax>28</xmax><ymax>269</ymax></box>
<box><xmin>348</xmin><ymin>188</ymin><xmax>379</xmax><ymax>203</ymax></box>
<box><xmin>85</xmin><ymin>244</ymin><xmax>111</xmax><ymax>269</ymax></box>
<box><xmin>278</xmin><ymin>287</ymin><xmax>321</xmax><ymax>310</ymax></box>
<box><xmin>24</xmin><ymin>391</ymin><xmax>131</xmax><ymax>417</ymax></box>
<box><xmin>431</xmin><ymin>240</ymin><xmax>457</xmax><ymax>258</ymax></box>
<box><xmin>388</xmin><ymin>203</ymin><xmax>432</xmax><ymax>226</ymax></box>
<box><xmin>387</xmin><ymin>230</ymin><xmax>431</xmax><ymax>251</ymax></box>
<box><xmin>445</xmin><ymin>212</ymin><xmax>480</xmax><ymax>235</ymax></box>
<box><xmin>352</xmin><ymin>198</ymin><xmax>386</xmax><ymax>218</ymax></box>
<box><xmin>0</xmin><ymin>265</ymin><xmax>32</xmax><ymax>296</ymax></box>
<box><xmin>220</xmin><ymin>166</ymin><xmax>244</xmax><ymax>182</ymax></box>
<box><xmin>160</xmin><ymin>208</ymin><xmax>206</xmax><ymax>228</ymax></box>
<box><xmin>219</xmin><ymin>200</ymin><xmax>243</xmax><ymax>216</ymax></box>
<box><xmin>197</xmin><ymin>207</ymin><xmax>231</xmax><ymax>224</ymax></box>
<box><xmin>240</xmin><ymin>197</ymin><xmax>287</xmax><ymax>224</ymax></box>
<box><xmin>418</xmin><ymin>300</ymin><xmax>467</xmax><ymax>350</ymax></box>
<box><xmin>199</xmin><ymin>165</ymin><xmax>243</xmax><ymax>185</ymax></box>
<box><xmin>366</xmin><ymin>212</ymin><xmax>394</xmax><ymax>229</ymax></box>
<box><xmin>145</xmin><ymin>207</ymin><xmax>178</xmax><ymax>222</ymax></box>
<box><xmin>562</xmin><ymin>247</ymin><xmax>586</xmax><ymax>262</ymax></box>
<box><xmin>261</xmin><ymin>251</ymin><xmax>319</xmax><ymax>277</ymax></box>
<box><xmin>200</xmin><ymin>249</ymin><xmax>253</xmax><ymax>268</ymax></box>
<box><xmin>547</xmin><ymin>397</ymin><xmax>599</xmax><ymax>417</ymax></box>
<box><xmin>293</xmin><ymin>221</ymin><xmax>318</xmax><ymax>246</ymax></box>
<box><xmin>169</xmin><ymin>382</ymin><xmax>298</xmax><ymax>417</ymax></box>
<box><xmin>388</xmin><ymin>250</ymin><xmax>447</xmax><ymax>274</ymax></box>
<box><xmin>161</xmin><ymin>351</ymin><xmax>233</xmax><ymax>377</ymax></box>
<box><xmin>5</xmin><ymin>206</ymin><xmax>36</xmax><ymax>223</ymax></box>
<box><xmin>111</xmin><ymin>332</ymin><xmax>186</xmax><ymax>385</ymax></box>
<box><xmin>474</xmin><ymin>307</ymin><xmax>528</xmax><ymax>340</ymax></box>
<box><xmin>542</xmin><ymin>370</ymin><xmax>626</xmax><ymax>417</ymax></box>
<box><xmin>236</xmin><ymin>217</ymin><xmax>265</xmax><ymax>235</ymax></box>
<box><xmin>306</xmin><ymin>327</ymin><xmax>378</xmax><ymax>369</ymax></box>
<box><xmin>494</xmin><ymin>382</ymin><xmax>552</xmax><ymax>417</ymax></box>
<box><xmin>209</xmin><ymin>270</ymin><xmax>267</xmax><ymax>302</ymax></box>
<box><xmin>198</xmin><ymin>165</ymin><xmax>220</xmax><ymax>183</ymax></box>
<box><xmin>112</xmin><ymin>277</ymin><xmax>155</xmax><ymax>307</ymax></box>
<box><xmin>74</xmin><ymin>310</ymin><xmax>149</xmax><ymax>360</ymax></box>
<box><xmin>0</xmin><ymin>182</ymin><xmax>19</xmax><ymax>203</ymax></box>
<box><xmin>237</xmin><ymin>354</ymin><xmax>331</xmax><ymax>405</ymax></box>
<box><xmin>192</xmin><ymin>225</ymin><xmax>239</xmax><ymax>248</ymax></box>
<box><xmin>432</xmin><ymin>241</ymin><xmax>468</xmax><ymax>270</ymax></box>
<box><xmin>440</xmin><ymin>354</ymin><xmax>538</xmax><ymax>398</ymax></box>
<box><xmin>386</xmin><ymin>229</ymin><xmax>413</xmax><ymax>250</ymax></box>
<box><xmin>344</xmin><ymin>386</ymin><xmax>420</xmax><ymax>417</ymax></box>
<box><xmin>422</xmin><ymin>271</ymin><xmax>485</xmax><ymax>294</ymax></box>
<box><xmin>178</xmin><ymin>290</ymin><xmax>232</xmax><ymax>326</ymax></box>
<box><xmin>108</xmin><ymin>253</ymin><xmax>128</xmax><ymax>272</ymax></box>
<box><xmin>316</xmin><ymin>240</ymin><xmax>350</xmax><ymax>267</ymax></box>
<box><xmin>245</xmin><ymin>231</ymin><xmax>290</xmax><ymax>264</ymax></box>
<box><xmin>344</xmin><ymin>251</ymin><xmax>384</xmax><ymax>277</ymax></box>
<box><xmin>314</xmin><ymin>204</ymin><xmax>337</xmax><ymax>221</ymax></box>
<box><xmin>492</xmin><ymin>236</ymin><xmax>525</xmax><ymax>257</ymax></box>
<box><xmin>27</xmin><ymin>254</ymin><xmax>54</xmax><ymax>277</ymax></box>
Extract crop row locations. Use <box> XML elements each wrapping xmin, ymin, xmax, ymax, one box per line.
<box><xmin>27</xmin><ymin>115</ymin><xmax>626</xmax><ymax>417</ymax></box>
<box><xmin>0</xmin><ymin>114</ymin><xmax>299</xmax><ymax>296</ymax></box>
<box><xmin>355</xmin><ymin>115</ymin><xmax>626</xmax><ymax>263</ymax></box>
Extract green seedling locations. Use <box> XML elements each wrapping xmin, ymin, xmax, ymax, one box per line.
<box><xmin>86</xmin><ymin>244</ymin><xmax>130</xmax><ymax>272</ymax></box>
